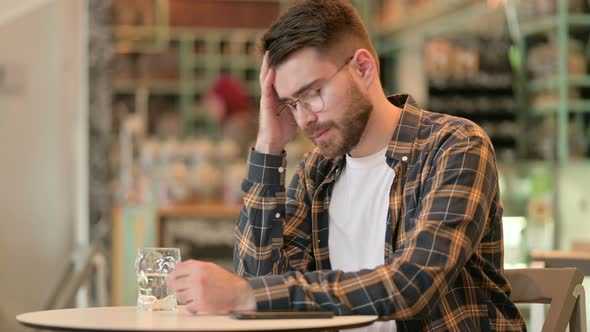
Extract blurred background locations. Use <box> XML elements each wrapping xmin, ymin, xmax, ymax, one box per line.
<box><xmin>2</xmin><ymin>0</ymin><xmax>590</xmax><ymax>330</ymax></box>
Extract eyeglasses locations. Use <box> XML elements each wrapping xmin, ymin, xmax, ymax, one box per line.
<box><xmin>277</xmin><ymin>56</ymin><xmax>354</xmax><ymax>116</ymax></box>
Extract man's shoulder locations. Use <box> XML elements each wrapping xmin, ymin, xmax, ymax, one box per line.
<box><xmin>417</xmin><ymin>109</ymin><xmax>492</xmax><ymax>147</ymax></box>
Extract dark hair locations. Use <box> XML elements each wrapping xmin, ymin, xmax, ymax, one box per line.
<box><xmin>261</xmin><ymin>0</ymin><xmax>378</xmax><ymax>69</ymax></box>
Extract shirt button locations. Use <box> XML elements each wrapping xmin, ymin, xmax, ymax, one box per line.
<box><xmin>275</xmin><ymin>213</ymin><xmax>281</xmax><ymax>218</ymax></box>
<box><xmin>278</xmin><ymin>167</ymin><xmax>284</xmax><ymax>173</ymax></box>
<box><xmin>402</xmin><ymin>156</ymin><xmax>408</xmax><ymax>162</ymax></box>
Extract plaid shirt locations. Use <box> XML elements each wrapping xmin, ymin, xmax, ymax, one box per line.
<box><xmin>234</xmin><ymin>95</ymin><xmax>526</xmax><ymax>331</ymax></box>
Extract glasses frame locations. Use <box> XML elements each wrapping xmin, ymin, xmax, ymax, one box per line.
<box><xmin>276</xmin><ymin>55</ymin><xmax>354</xmax><ymax>116</ymax></box>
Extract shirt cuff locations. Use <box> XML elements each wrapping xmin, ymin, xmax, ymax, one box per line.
<box><xmin>246</xmin><ymin>149</ymin><xmax>287</xmax><ymax>186</ymax></box>
<box><xmin>247</xmin><ymin>275</ymin><xmax>290</xmax><ymax>311</ymax></box>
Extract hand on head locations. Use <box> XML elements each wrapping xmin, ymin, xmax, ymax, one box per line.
<box><xmin>254</xmin><ymin>52</ymin><xmax>298</xmax><ymax>155</ymax></box>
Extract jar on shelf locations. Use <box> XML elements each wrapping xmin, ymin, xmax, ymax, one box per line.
<box><xmin>451</xmin><ymin>38</ymin><xmax>480</xmax><ymax>81</ymax></box>
<box><xmin>520</xmin><ymin>0</ymin><xmax>585</xmax><ymax>21</ymax></box>
<box><xmin>527</xmin><ymin>39</ymin><xmax>587</xmax><ymax>79</ymax></box>
<box><xmin>425</xmin><ymin>38</ymin><xmax>454</xmax><ymax>81</ymax></box>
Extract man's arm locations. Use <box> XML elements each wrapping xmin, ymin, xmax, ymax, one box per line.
<box><xmin>246</xmin><ymin>132</ymin><xmax>498</xmax><ymax>318</ymax></box>
<box><xmin>168</xmin><ymin>149</ymin><xmax>314</xmax><ymax>315</ymax></box>
<box><xmin>233</xmin><ymin>149</ymin><xmax>314</xmax><ymax>277</ymax></box>
<box><xmin>234</xmin><ymin>49</ymin><xmax>313</xmax><ymax>277</ymax></box>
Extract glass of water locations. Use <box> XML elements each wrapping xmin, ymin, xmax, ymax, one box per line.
<box><xmin>134</xmin><ymin>247</ymin><xmax>181</xmax><ymax>311</ymax></box>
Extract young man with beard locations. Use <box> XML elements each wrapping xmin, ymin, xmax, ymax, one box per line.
<box><xmin>167</xmin><ymin>1</ymin><xmax>526</xmax><ymax>330</ymax></box>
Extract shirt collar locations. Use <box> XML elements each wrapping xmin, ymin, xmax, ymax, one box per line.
<box><xmin>386</xmin><ymin>94</ymin><xmax>422</xmax><ymax>163</ymax></box>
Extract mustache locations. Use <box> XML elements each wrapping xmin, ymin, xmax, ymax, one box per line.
<box><xmin>303</xmin><ymin>121</ymin><xmax>336</xmax><ymax>138</ymax></box>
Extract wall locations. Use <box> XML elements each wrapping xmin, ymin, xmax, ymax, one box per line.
<box><xmin>0</xmin><ymin>1</ymin><xmax>85</xmax><ymax>330</ymax></box>
<box><xmin>0</xmin><ymin>0</ymin><xmax>51</xmax><ymax>25</ymax></box>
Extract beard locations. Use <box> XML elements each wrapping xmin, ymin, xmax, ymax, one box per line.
<box><xmin>303</xmin><ymin>80</ymin><xmax>373</xmax><ymax>159</ymax></box>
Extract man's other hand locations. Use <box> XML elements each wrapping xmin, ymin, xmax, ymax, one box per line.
<box><xmin>167</xmin><ymin>260</ymin><xmax>256</xmax><ymax>315</ymax></box>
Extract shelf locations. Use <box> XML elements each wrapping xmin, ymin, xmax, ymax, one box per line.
<box><xmin>521</xmin><ymin>14</ymin><xmax>590</xmax><ymax>36</ymax></box>
<box><xmin>429</xmin><ymin>99</ymin><xmax>517</xmax><ymax>116</ymax></box>
<box><xmin>186</xmin><ymin>80</ymin><xmax>213</xmax><ymax>92</ymax></box>
<box><xmin>490</xmin><ymin>136</ymin><xmax>517</xmax><ymax>147</ymax></box>
<box><xmin>114</xmin><ymin>25</ymin><xmax>264</xmax><ymax>39</ymax></box>
<box><xmin>531</xmin><ymin>100</ymin><xmax>590</xmax><ymax>114</ymax></box>
<box><xmin>158</xmin><ymin>202</ymin><xmax>242</xmax><ymax>219</ymax></box>
<box><xmin>429</xmin><ymin>77</ymin><xmax>513</xmax><ymax>92</ymax></box>
<box><xmin>443</xmin><ymin>111</ymin><xmax>517</xmax><ymax>119</ymax></box>
<box><xmin>375</xmin><ymin>0</ymin><xmax>502</xmax><ymax>53</ymax></box>
<box><xmin>191</xmin><ymin>57</ymin><xmax>259</xmax><ymax>70</ymax></box>
<box><xmin>529</xmin><ymin>75</ymin><xmax>590</xmax><ymax>93</ymax></box>
<box><xmin>374</xmin><ymin>0</ymin><xmax>472</xmax><ymax>36</ymax></box>
<box><xmin>113</xmin><ymin>80</ymin><xmax>182</xmax><ymax>94</ymax></box>
<box><xmin>112</xmin><ymin>80</ymin><xmax>215</xmax><ymax>95</ymax></box>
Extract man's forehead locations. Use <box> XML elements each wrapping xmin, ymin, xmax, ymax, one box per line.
<box><xmin>273</xmin><ymin>49</ymin><xmax>334</xmax><ymax>99</ymax></box>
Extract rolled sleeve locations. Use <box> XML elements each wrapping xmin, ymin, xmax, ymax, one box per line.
<box><xmin>246</xmin><ymin>149</ymin><xmax>287</xmax><ymax>186</ymax></box>
<box><xmin>247</xmin><ymin>276</ymin><xmax>291</xmax><ymax>311</ymax></box>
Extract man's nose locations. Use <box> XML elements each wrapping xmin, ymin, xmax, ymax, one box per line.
<box><xmin>294</xmin><ymin>104</ymin><xmax>318</xmax><ymax>130</ymax></box>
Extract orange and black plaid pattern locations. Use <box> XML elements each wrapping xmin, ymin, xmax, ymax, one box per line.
<box><xmin>234</xmin><ymin>95</ymin><xmax>526</xmax><ymax>331</ymax></box>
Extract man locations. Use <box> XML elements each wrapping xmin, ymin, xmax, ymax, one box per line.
<box><xmin>167</xmin><ymin>1</ymin><xmax>526</xmax><ymax>330</ymax></box>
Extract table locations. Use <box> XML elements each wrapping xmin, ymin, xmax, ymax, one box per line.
<box><xmin>530</xmin><ymin>249</ymin><xmax>590</xmax><ymax>275</ymax></box>
<box><xmin>16</xmin><ymin>306</ymin><xmax>378</xmax><ymax>332</ymax></box>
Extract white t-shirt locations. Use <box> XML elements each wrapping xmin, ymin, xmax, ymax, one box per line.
<box><xmin>328</xmin><ymin>147</ymin><xmax>397</xmax><ymax>332</ymax></box>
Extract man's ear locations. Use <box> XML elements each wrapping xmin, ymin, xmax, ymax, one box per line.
<box><xmin>352</xmin><ymin>49</ymin><xmax>376</xmax><ymax>88</ymax></box>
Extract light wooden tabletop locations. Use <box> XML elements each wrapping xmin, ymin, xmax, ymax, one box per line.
<box><xmin>16</xmin><ymin>306</ymin><xmax>378</xmax><ymax>331</ymax></box>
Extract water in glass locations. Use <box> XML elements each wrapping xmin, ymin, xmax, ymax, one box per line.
<box><xmin>135</xmin><ymin>247</ymin><xmax>180</xmax><ymax>311</ymax></box>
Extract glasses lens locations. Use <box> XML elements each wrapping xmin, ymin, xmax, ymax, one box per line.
<box><xmin>301</xmin><ymin>90</ymin><xmax>325</xmax><ymax>113</ymax></box>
